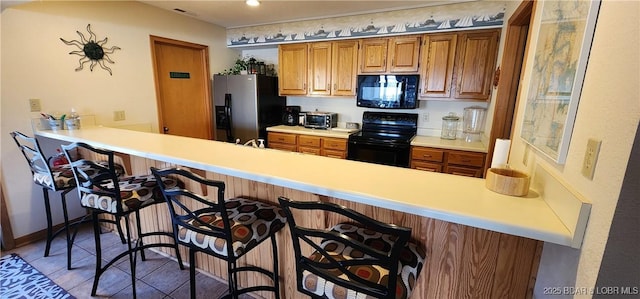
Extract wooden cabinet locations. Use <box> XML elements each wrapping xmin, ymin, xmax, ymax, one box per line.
<box><xmin>359</xmin><ymin>35</ymin><xmax>421</xmax><ymax>74</ymax></box>
<box><xmin>454</xmin><ymin>29</ymin><xmax>500</xmax><ymax>100</ymax></box>
<box><xmin>411</xmin><ymin>146</ymin><xmax>486</xmax><ymax>178</ymax></box>
<box><xmin>308</xmin><ymin>42</ymin><xmax>332</xmax><ymax>96</ymax></box>
<box><xmin>267</xmin><ymin>132</ymin><xmax>297</xmax><ymax>152</ymax></box>
<box><xmin>288</xmin><ymin>41</ymin><xmax>358</xmax><ymax>96</ymax></box>
<box><xmin>278</xmin><ymin>44</ymin><xmax>308</xmax><ymax>95</ymax></box>
<box><xmin>331</xmin><ymin>41</ymin><xmax>359</xmax><ymax>96</ymax></box>
<box><xmin>268</xmin><ymin>132</ymin><xmax>348</xmax><ymax>159</ymax></box>
<box><xmin>388</xmin><ymin>36</ymin><xmax>421</xmax><ymax>73</ymax></box>
<box><xmin>322</xmin><ymin>137</ymin><xmax>348</xmax><ymax>159</ymax></box>
<box><xmin>419</xmin><ymin>29</ymin><xmax>500</xmax><ymax>101</ymax></box>
<box><xmin>420</xmin><ymin>33</ymin><xmax>457</xmax><ymax>98</ymax></box>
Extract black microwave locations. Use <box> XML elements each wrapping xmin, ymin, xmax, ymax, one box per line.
<box><xmin>356</xmin><ymin>75</ymin><xmax>419</xmax><ymax>109</ymax></box>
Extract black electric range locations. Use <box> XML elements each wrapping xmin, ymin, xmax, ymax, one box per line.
<box><xmin>347</xmin><ymin>112</ymin><xmax>418</xmax><ymax>167</ymax></box>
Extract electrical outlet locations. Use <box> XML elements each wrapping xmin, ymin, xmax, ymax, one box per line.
<box><xmin>113</xmin><ymin>110</ymin><xmax>125</xmax><ymax>121</ymax></box>
<box><xmin>29</xmin><ymin>98</ymin><xmax>41</xmax><ymax>112</ymax></box>
<box><xmin>581</xmin><ymin>138</ymin><xmax>601</xmax><ymax>180</ymax></box>
<box><xmin>422</xmin><ymin>113</ymin><xmax>429</xmax><ymax>122</ymax></box>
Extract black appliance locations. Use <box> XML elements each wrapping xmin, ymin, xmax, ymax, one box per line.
<box><xmin>213</xmin><ymin>74</ymin><xmax>285</xmax><ymax>143</ymax></box>
<box><xmin>282</xmin><ymin>106</ymin><xmax>301</xmax><ymax>126</ymax></box>
<box><xmin>356</xmin><ymin>75</ymin><xmax>419</xmax><ymax>109</ymax></box>
<box><xmin>347</xmin><ymin>111</ymin><xmax>418</xmax><ymax>168</ymax></box>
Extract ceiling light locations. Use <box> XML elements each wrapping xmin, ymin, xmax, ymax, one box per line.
<box><xmin>246</xmin><ymin>0</ymin><xmax>260</xmax><ymax>7</ymax></box>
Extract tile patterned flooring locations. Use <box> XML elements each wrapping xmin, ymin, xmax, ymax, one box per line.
<box><xmin>1</xmin><ymin>224</ymin><xmax>254</xmax><ymax>299</ymax></box>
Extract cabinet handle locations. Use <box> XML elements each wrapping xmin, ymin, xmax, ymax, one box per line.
<box><xmin>423</xmin><ymin>154</ymin><xmax>432</xmax><ymax>158</ymax></box>
<box><xmin>334</xmin><ymin>83</ymin><xmax>337</xmax><ymax>90</ymax></box>
<box><xmin>327</xmin><ymin>84</ymin><xmax>330</xmax><ymax>90</ymax></box>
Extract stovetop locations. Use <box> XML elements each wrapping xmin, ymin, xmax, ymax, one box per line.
<box><xmin>349</xmin><ymin>112</ymin><xmax>418</xmax><ymax>144</ymax></box>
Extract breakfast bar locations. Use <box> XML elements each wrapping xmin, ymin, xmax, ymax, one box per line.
<box><xmin>35</xmin><ymin>126</ymin><xmax>591</xmax><ymax>298</ymax></box>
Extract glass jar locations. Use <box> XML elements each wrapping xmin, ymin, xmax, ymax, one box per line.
<box><xmin>441</xmin><ymin>112</ymin><xmax>459</xmax><ymax>140</ymax></box>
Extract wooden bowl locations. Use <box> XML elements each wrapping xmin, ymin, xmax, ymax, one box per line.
<box><xmin>485</xmin><ymin>168</ymin><xmax>530</xmax><ymax>197</ymax></box>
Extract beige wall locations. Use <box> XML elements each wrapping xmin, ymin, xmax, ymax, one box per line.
<box><xmin>2</xmin><ymin>0</ymin><xmax>639</xmax><ymax>297</ymax></box>
<box><xmin>0</xmin><ymin>1</ymin><xmax>238</xmax><ymax>238</ymax></box>
<box><xmin>505</xmin><ymin>0</ymin><xmax>639</xmax><ymax>297</ymax></box>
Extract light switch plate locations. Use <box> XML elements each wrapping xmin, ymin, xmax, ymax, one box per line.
<box><xmin>581</xmin><ymin>138</ymin><xmax>601</xmax><ymax>180</ymax></box>
<box><xmin>29</xmin><ymin>98</ymin><xmax>41</xmax><ymax>112</ymax></box>
<box><xmin>113</xmin><ymin>110</ymin><xmax>125</xmax><ymax>121</ymax></box>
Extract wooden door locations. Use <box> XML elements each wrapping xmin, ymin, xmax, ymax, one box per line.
<box><xmin>278</xmin><ymin>44</ymin><xmax>308</xmax><ymax>95</ymax></box>
<box><xmin>308</xmin><ymin>42</ymin><xmax>332</xmax><ymax>96</ymax></box>
<box><xmin>454</xmin><ymin>29</ymin><xmax>500</xmax><ymax>100</ymax></box>
<box><xmin>331</xmin><ymin>41</ymin><xmax>358</xmax><ymax>96</ymax></box>
<box><xmin>359</xmin><ymin>38</ymin><xmax>388</xmax><ymax>73</ymax></box>
<box><xmin>420</xmin><ymin>33</ymin><xmax>457</xmax><ymax>98</ymax></box>
<box><xmin>388</xmin><ymin>35</ymin><xmax>421</xmax><ymax>73</ymax></box>
<box><xmin>151</xmin><ymin>36</ymin><xmax>212</xmax><ymax>139</ymax></box>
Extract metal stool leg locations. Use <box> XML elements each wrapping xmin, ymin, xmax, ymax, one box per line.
<box><xmin>42</xmin><ymin>188</ymin><xmax>54</xmax><ymax>257</ymax></box>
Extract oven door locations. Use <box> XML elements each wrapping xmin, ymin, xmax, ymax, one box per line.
<box><xmin>347</xmin><ymin>139</ymin><xmax>411</xmax><ymax>167</ymax></box>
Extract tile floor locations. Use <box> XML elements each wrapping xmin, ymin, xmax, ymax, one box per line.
<box><xmin>1</xmin><ymin>224</ymin><xmax>254</xmax><ymax>299</ymax></box>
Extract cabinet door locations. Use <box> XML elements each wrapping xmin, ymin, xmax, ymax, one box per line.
<box><xmin>308</xmin><ymin>42</ymin><xmax>332</xmax><ymax>96</ymax></box>
<box><xmin>411</xmin><ymin>160</ymin><xmax>443</xmax><ymax>172</ymax></box>
<box><xmin>278</xmin><ymin>44</ymin><xmax>308</xmax><ymax>95</ymax></box>
<box><xmin>331</xmin><ymin>41</ymin><xmax>359</xmax><ymax>96</ymax></box>
<box><xmin>388</xmin><ymin>35</ymin><xmax>421</xmax><ymax>73</ymax></box>
<box><xmin>359</xmin><ymin>38</ymin><xmax>388</xmax><ymax>73</ymax></box>
<box><xmin>420</xmin><ymin>33</ymin><xmax>457</xmax><ymax>98</ymax></box>
<box><xmin>322</xmin><ymin>149</ymin><xmax>347</xmax><ymax>159</ymax></box>
<box><xmin>444</xmin><ymin>165</ymin><xmax>484</xmax><ymax>178</ymax></box>
<box><xmin>298</xmin><ymin>135</ymin><xmax>321</xmax><ymax>147</ymax></box>
<box><xmin>454</xmin><ymin>29</ymin><xmax>499</xmax><ymax>100</ymax></box>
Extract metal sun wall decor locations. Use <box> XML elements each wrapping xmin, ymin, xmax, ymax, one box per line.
<box><xmin>60</xmin><ymin>24</ymin><xmax>121</xmax><ymax>75</ymax></box>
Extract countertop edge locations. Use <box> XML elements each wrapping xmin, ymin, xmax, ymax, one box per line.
<box><xmin>35</xmin><ymin>127</ymin><xmax>580</xmax><ymax>247</ymax></box>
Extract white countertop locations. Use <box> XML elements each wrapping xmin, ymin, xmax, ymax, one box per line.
<box><xmin>411</xmin><ymin>135</ymin><xmax>488</xmax><ymax>153</ymax></box>
<box><xmin>267</xmin><ymin>125</ymin><xmax>357</xmax><ymax>138</ymax></box>
<box><xmin>36</xmin><ymin>126</ymin><xmax>588</xmax><ymax>247</ymax></box>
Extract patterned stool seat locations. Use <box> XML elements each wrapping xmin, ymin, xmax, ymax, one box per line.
<box><xmin>80</xmin><ymin>174</ymin><xmax>178</xmax><ymax>214</ymax></box>
<box><xmin>34</xmin><ymin>162</ymin><xmax>124</xmax><ymax>190</ymax></box>
<box><xmin>177</xmin><ymin>197</ymin><xmax>286</xmax><ymax>257</ymax></box>
<box><xmin>302</xmin><ymin>223</ymin><xmax>426</xmax><ymax>299</ymax></box>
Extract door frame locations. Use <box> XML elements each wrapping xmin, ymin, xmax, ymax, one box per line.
<box><xmin>485</xmin><ymin>0</ymin><xmax>535</xmax><ymax>172</ymax></box>
<box><xmin>150</xmin><ymin>35</ymin><xmax>213</xmax><ymax>139</ymax></box>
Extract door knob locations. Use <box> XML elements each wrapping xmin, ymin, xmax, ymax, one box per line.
<box><xmin>163</xmin><ymin>127</ymin><xmax>169</xmax><ymax>133</ymax></box>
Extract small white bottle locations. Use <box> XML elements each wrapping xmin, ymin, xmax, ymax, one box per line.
<box><xmin>68</xmin><ymin>108</ymin><xmax>80</xmax><ymax>129</ymax></box>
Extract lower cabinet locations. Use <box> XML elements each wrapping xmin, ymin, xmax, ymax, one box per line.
<box><xmin>268</xmin><ymin>132</ymin><xmax>348</xmax><ymax>159</ymax></box>
<box><xmin>411</xmin><ymin>146</ymin><xmax>486</xmax><ymax>178</ymax></box>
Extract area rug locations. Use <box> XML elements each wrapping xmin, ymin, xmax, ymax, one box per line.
<box><xmin>0</xmin><ymin>253</ymin><xmax>75</xmax><ymax>299</ymax></box>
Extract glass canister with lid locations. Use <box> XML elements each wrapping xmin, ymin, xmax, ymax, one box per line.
<box><xmin>441</xmin><ymin>112</ymin><xmax>459</xmax><ymax>140</ymax></box>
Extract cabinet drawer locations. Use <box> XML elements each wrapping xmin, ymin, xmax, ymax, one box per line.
<box><xmin>298</xmin><ymin>146</ymin><xmax>321</xmax><ymax>155</ymax></box>
<box><xmin>411</xmin><ymin>160</ymin><xmax>443</xmax><ymax>172</ymax></box>
<box><xmin>447</xmin><ymin>151</ymin><xmax>485</xmax><ymax>168</ymax></box>
<box><xmin>322</xmin><ymin>137</ymin><xmax>347</xmax><ymax>151</ymax></box>
<box><xmin>444</xmin><ymin>165</ymin><xmax>483</xmax><ymax>178</ymax></box>
<box><xmin>269</xmin><ymin>143</ymin><xmax>297</xmax><ymax>152</ymax></box>
<box><xmin>322</xmin><ymin>149</ymin><xmax>346</xmax><ymax>159</ymax></box>
<box><xmin>268</xmin><ymin>132</ymin><xmax>297</xmax><ymax>145</ymax></box>
<box><xmin>411</xmin><ymin>147</ymin><xmax>444</xmax><ymax>162</ymax></box>
<box><xmin>299</xmin><ymin>135</ymin><xmax>321</xmax><ymax>147</ymax></box>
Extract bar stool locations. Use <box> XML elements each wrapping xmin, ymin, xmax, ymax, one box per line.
<box><xmin>61</xmin><ymin>142</ymin><xmax>184</xmax><ymax>298</ymax></box>
<box><xmin>277</xmin><ymin>196</ymin><xmax>426</xmax><ymax>299</ymax></box>
<box><xmin>10</xmin><ymin>131</ymin><xmax>125</xmax><ymax>270</ymax></box>
<box><xmin>151</xmin><ymin>167</ymin><xmax>285</xmax><ymax>299</ymax></box>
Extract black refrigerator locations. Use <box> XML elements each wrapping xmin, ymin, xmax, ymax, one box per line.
<box><xmin>213</xmin><ymin>74</ymin><xmax>285</xmax><ymax>144</ymax></box>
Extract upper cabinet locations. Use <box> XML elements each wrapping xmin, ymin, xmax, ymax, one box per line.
<box><xmin>419</xmin><ymin>33</ymin><xmax>458</xmax><ymax>98</ymax></box>
<box><xmin>454</xmin><ymin>29</ymin><xmax>500</xmax><ymax>100</ymax></box>
<box><xmin>279</xmin><ymin>29</ymin><xmax>499</xmax><ymax>100</ymax></box>
<box><xmin>307</xmin><ymin>41</ymin><xmax>359</xmax><ymax>96</ymax></box>
<box><xmin>420</xmin><ymin>29</ymin><xmax>499</xmax><ymax>101</ymax></box>
<box><xmin>359</xmin><ymin>35</ymin><xmax>421</xmax><ymax>74</ymax></box>
<box><xmin>279</xmin><ymin>43</ymin><xmax>308</xmax><ymax>95</ymax></box>
<box><xmin>282</xmin><ymin>41</ymin><xmax>358</xmax><ymax>96</ymax></box>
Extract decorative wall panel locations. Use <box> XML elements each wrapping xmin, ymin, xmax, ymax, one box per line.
<box><xmin>227</xmin><ymin>1</ymin><xmax>505</xmax><ymax>47</ymax></box>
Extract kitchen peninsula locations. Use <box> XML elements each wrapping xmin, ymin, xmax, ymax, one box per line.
<box><xmin>36</xmin><ymin>126</ymin><xmax>590</xmax><ymax>298</ymax></box>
